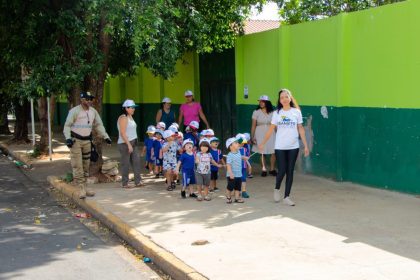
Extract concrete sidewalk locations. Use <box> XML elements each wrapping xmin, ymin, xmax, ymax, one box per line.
<box><xmin>2</xmin><ymin>135</ymin><xmax>420</xmax><ymax>279</ymax></box>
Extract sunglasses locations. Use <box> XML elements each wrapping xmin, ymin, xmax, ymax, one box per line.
<box><xmin>127</xmin><ymin>106</ymin><xmax>136</xmax><ymax>109</ymax></box>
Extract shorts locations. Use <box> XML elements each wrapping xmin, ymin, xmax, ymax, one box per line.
<box><xmin>241</xmin><ymin>168</ymin><xmax>247</xmax><ymax>182</ymax></box>
<box><xmin>211</xmin><ymin>170</ymin><xmax>218</xmax><ymax>180</ymax></box>
<box><xmin>182</xmin><ymin>169</ymin><xmax>196</xmax><ymax>186</ymax></box>
<box><xmin>155</xmin><ymin>158</ymin><xmax>162</xmax><ymax>166</ymax></box>
<box><xmin>227</xmin><ymin>177</ymin><xmax>242</xmax><ymax>192</ymax></box>
<box><xmin>163</xmin><ymin>159</ymin><xmax>177</xmax><ymax>171</ymax></box>
<box><xmin>195</xmin><ymin>172</ymin><xmax>211</xmax><ymax>186</ymax></box>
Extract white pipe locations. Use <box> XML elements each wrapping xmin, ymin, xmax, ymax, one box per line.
<box><xmin>30</xmin><ymin>98</ymin><xmax>35</xmax><ymax>146</ymax></box>
<box><xmin>47</xmin><ymin>96</ymin><xmax>52</xmax><ymax>161</ymax></box>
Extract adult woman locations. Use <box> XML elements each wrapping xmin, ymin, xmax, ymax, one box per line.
<box><xmin>259</xmin><ymin>89</ymin><xmax>309</xmax><ymax>206</ymax></box>
<box><xmin>156</xmin><ymin>97</ymin><xmax>176</xmax><ymax>129</ymax></box>
<box><xmin>117</xmin><ymin>99</ymin><xmax>144</xmax><ymax>188</ymax></box>
<box><xmin>178</xmin><ymin>90</ymin><xmax>210</xmax><ymax>130</ymax></box>
<box><xmin>250</xmin><ymin>95</ymin><xmax>276</xmax><ymax>177</ymax></box>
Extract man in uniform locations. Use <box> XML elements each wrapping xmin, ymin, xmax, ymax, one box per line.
<box><xmin>63</xmin><ymin>91</ymin><xmax>112</xmax><ymax>198</ymax></box>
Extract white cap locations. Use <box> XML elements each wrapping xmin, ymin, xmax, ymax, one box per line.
<box><xmin>226</xmin><ymin>137</ymin><xmax>238</xmax><ymax>149</ymax></box>
<box><xmin>154</xmin><ymin>129</ymin><xmax>163</xmax><ymax>136</ymax></box>
<box><xmin>201</xmin><ymin>129</ymin><xmax>208</xmax><ymax>136</ymax></box>
<box><xmin>204</xmin><ymin>129</ymin><xmax>214</xmax><ymax>136</ymax></box>
<box><xmin>170</xmin><ymin>123</ymin><xmax>179</xmax><ymax>129</ymax></box>
<box><xmin>199</xmin><ymin>138</ymin><xmax>210</xmax><ymax>146</ymax></box>
<box><xmin>258</xmin><ymin>95</ymin><xmax>269</xmax><ymax>101</ymax></box>
<box><xmin>236</xmin><ymin>133</ymin><xmax>248</xmax><ymax>144</ymax></box>
<box><xmin>122</xmin><ymin>99</ymin><xmax>138</xmax><ymax>108</ymax></box>
<box><xmin>210</xmin><ymin>137</ymin><xmax>220</xmax><ymax>143</ymax></box>
<box><xmin>156</xmin><ymin>122</ymin><xmax>166</xmax><ymax>130</ymax></box>
<box><xmin>162</xmin><ymin>97</ymin><xmax>172</xmax><ymax>103</ymax></box>
<box><xmin>163</xmin><ymin>130</ymin><xmax>175</xmax><ymax>139</ymax></box>
<box><xmin>177</xmin><ymin>131</ymin><xmax>183</xmax><ymax>139</ymax></box>
<box><xmin>182</xmin><ymin>139</ymin><xmax>194</xmax><ymax>147</ymax></box>
<box><xmin>189</xmin><ymin>120</ymin><xmax>199</xmax><ymax>129</ymax></box>
<box><xmin>168</xmin><ymin>125</ymin><xmax>178</xmax><ymax>133</ymax></box>
<box><xmin>184</xmin><ymin>90</ymin><xmax>193</xmax><ymax>97</ymax></box>
<box><xmin>243</xmin><ymin>132</ymin><xmax>251</xmax><ymax>141</ymax></box>
<box><xmin>146</xmin><ymin>125</ymin><xmax>156</xmax><ymax>133</ymax></box>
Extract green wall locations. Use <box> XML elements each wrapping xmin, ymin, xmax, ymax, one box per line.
<box><xmin>235</xmin><ymin>0</ymin><xmax>420</xmax><ymax>193</ymax></box>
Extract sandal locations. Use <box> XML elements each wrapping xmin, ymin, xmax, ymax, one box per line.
<box><xmin>135</xmin><ymin>182</ymin><xmax>145</xmax><ymax>187</ymax></box>
<box><xmin>167</xmin><ymin>185</ymin><xmax>174</xmax><ymax>191</ymax></box>
<box><xmin>226</xmin><ymin>197</ymin><xmax>232</xmax><ymax>204</ymax></box>
<box><xmin>234</xmin><ymin>198</ymin><xmax>244</xmax><ymax>203</ymax></box>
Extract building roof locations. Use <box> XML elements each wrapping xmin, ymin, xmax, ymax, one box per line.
<box><xmin>243</xmin><ymin>20</ymin><xmax>280</xmax><ymax>35</ymax></box>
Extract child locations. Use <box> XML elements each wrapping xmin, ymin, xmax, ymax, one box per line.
<box><xmin>195</xmin><ymin>139</ymin><xmax>221</xmax><ymax>201</ymax></box>
<box><xmin>151</xmin><ymin>129</ymin><xmax>164</xmax><ymax>178</ymax></box>
<box><xmin>156</xmin><ymin>121</ymin><xmax>166</xmax><ymax>130</ymax></box>
<box><xmin>236</xmin><ymin>133</ymin><xmax>250</xmax><ymax>198</ymax></box>
<box><xmin>175</xmin><ymin>139</ymin><xmax>197</xmax><ymax>198</ymax></box>
<box><xmin>141</xmin><ymin>125</ymin><xmax>156</xmax><ymax>173</ymax></box>
<box><xmin>209</xmin><ymin>137</ymin><xmax>225</xmax><ymax>192</ymax></box>
<box><xmin>243</xmin><ymin>132</ymin><xmax>253</xmax><ymax>178</ymax></box>
<box><xmin>184</xmin><ymin>121</ymin><xmax>199</xmax><ymax>148</ymax></box>
<box><xmin>225</xmin><ymin>137</ymin><xmax>245</xmax><ymax>204</ymax></box>
<box><xmin>162</xmin><ymin>130</ymin><xmax>179</xmax><ymax>191</ymax></box>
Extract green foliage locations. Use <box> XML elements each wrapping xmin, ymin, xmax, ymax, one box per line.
<box><xmin>277</xmin><ymin>0</ymin><xmax>406</xmax><ymax>24</ymax></box>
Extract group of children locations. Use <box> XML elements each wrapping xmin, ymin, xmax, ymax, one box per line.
<box><xmin>141</xmin><ymin>120</ymin><xmax>253</xmax><ymax>203</ymax></box>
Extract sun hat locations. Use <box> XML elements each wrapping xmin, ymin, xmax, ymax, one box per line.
<box><xmin>156</xmin><ymin>122</ymin><xmax>166</xmax><ymax>130</ymax></box>
<box><xmin>122</xmin><ymin>99</ymin><xmax>138</xmax><ymax>107</ymax></box>
<box><xmin>182</xmin><ymin>139</ymin><xmax>194</xmax><ymax>147</ymax></box>
<box><xmin>163</xmin><ymin>130</ymin><xmax>175</xmax><ymax>139</ymax></box>
<box><xmin>189</xmin><ymin>121</ymin><xmax>199</xmax><ymax>130</ymax></box>
<box><xmin>199</xmin><ymin>138</ymin><xmax>210</xmax><ymax>146</ymax></box>
<box><xmin>258</xmin><ymin>95</ymin><xmax>269</xmax><ymax>101</ymax></box>
<box><xmin>162</xmin><ymin>97</ymin><xmax>172</xmax><ymax>103</ymax></box>
<box><xmin>146</xmin><ymin>125</ymin><xmax>156</xmax><ymax>134</ymax></box>
<box><xmin>168</xmin><ymin>125</ymin><xmax>178</xmax><ymax>133</ymax></box>
<box><xmin>184</xmin><ymin>90</ymin><xmax>193</xmax><ymax>97</ymax></box>
<box><xmin>226</xmin><ymin>137</ymin><xmax>238</xmax><ymax>149</ymax></box>
<box><xmin>210</xmin><ymin>137</ymin><xmax>219</xmax><ymax>143</ymax></box>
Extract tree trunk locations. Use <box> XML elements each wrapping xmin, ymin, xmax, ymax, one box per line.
<box><xmin>36</xmin><ymin>96</ymin><xmax>56</xmax><ymax>154</ymax></box>
<box><xmin>88</xmin><ymin>11</ymin><xmax>111</xmax><ymax>178</ymax></box>
<box><xmin>12</xmin><ymin>100</ymin><xmax>30</xmax><ymax>142</ymax></box>
<box><xmin>0</xmin><ymin>111</ymin><xmax>11</xmax><ymax>135</ymax></box>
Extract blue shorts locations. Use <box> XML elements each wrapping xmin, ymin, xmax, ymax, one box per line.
<box><xmin>155</xmin><ymin>158</ymin><xmax>163</xmax><ymax>166</ymax></box>
<box><xmin>182</xmin><ymin>169</ymin><xmax>196</xmax><ymax>187</ymax></box>
<box><xmin>241</xmin><ymin>168</ymin><xmax>247</xmax><ymax>182</ymax></box>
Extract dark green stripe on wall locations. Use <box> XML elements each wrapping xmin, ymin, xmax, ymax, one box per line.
<box><xmin>237</xmin><ymin>104</ymin><xmax>420</xmax><ymax>194</ymax></box>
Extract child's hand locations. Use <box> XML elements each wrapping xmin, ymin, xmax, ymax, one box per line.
<box><xmin>217</xmin><ymin>164</ymin><xmax>223</xmax><ymax>168</ymax></box>
<box><xmin>242</xmin><ymin>156</ymin><xmax>249</xmax><ymax>161</ymax></box>
<box><xmin>229</xmin><ymin>174</ymin><xmax>234</xmax><ymax>180</ymax></box>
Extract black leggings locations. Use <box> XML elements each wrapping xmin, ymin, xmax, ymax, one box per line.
<box><xmin>275</xmin><ymin>148</ymin><xmax>299</xmax><ymax>198</ymax></box>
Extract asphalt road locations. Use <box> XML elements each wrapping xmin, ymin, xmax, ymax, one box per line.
<box><xmin>0</xmin><ymin>155</ymin><xmax>161</xmax><ymax>280</ymax></box>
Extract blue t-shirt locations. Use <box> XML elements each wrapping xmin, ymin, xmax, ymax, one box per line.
<box><xmin>152</xmin><ymin>139</ymin><xmax>163</xmax><ymax>159</ymax></box>
<box><xmin>239</xmin><ymin>147</ymin><xmax>248</xmax><ymax>169</ymax></box>
<box><xmin>226</xmin><ymin>151</ymin><xmax>242</xmax><ymax>178</ymax></box>
<box><xmin>184</xmin><ymin>132</ymin><xmax>198</xmax><ymax>147</ymax></box>
<box><xmin>210</xmin><ymin>148</ymin><xmax>222</xmax><ymax>172</ymax></box>
<box><xmin>179</xmin><ymin>152</ymin><xmax>195</xmax><ymax>171</ymax></box>
<box><xmin>145</xmin><ymin>137</ymin><xmax>154</xmax><ymax>161</ymax></box>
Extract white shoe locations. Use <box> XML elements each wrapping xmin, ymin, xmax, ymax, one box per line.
<box><xmin>283</xmin><ymin>197</ymin><xmax>295</xmax><ymax>206</ymax></box>
<box><xmin>274</xmin><ymin>189</ymin><xmax>281</xmax><ymax>202</ymax></box>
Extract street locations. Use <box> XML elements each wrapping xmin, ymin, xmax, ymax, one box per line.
<box><xmin>0</xmin><ymin>155</ymin><xmax>161</xmax><ymax>280</ymax></box>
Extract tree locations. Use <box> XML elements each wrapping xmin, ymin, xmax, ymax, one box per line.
<box><xmin>1</xmin><ymin>0</ymin><xmax>265</xmax><ymax>177</ymax></box>
<box><xmin>276</xmin><ymin>0</ymin><xmax>406</xmax><ymax>24</ymax></box>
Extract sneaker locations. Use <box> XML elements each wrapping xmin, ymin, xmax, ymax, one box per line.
<box><xmin>171</xmin><ymin>182</ymin><xmax>176</xmax><ymax>189</ymax></box>
<box><xmin>261</xmin><ymin>171</ymin><xmax>267</xmax><ymax>177</ymax></box>
<box><xmin>283</xmin><ymin>197</ymin><xmax>295</xmax><ymax>206</ymax></box>
<box><xmin>176</xmin><ymin>179</ymin><xmax>180</xmax><ymax>185</ymax></box>
<box><xmin>241</xmin><ymin>191</ymin><xmax>249</xmax><ymax>198</ymax></box>
<box><xmin>189</xmin><ymin>193</ymin><xmax>197</xmax><ymax>198</ymax></box>
<box><xmin>204</xmin><ymin>195</ymin><xmax>211</xmax><ymax>201</ymax></box>
<box><xmin>247</xmin><ymin>174</ymin><xmax>253</xmax><ymax>179</ymax></box>
<box><xmin>269</xmin><ymin>170</ymin><xmax>277</xmax><ymax>176</ymax></box>
<box><xmin>155</xmin><ymin>174</ymin><xmax>160</xmax><ymax>178</ymax></box>
<box><xmin>274</xmin><ymin>189</ymin><xmax>281</xmax><ymax>202</ymax></box>
<box><xmin>181</xmin><ymin>190</ymin><xmax>186</xmax><ymax>198</ymax></box>
<box><xmin>196</xmin><ymin>195</ymin><xmax>203</xmax><ymax>201</ymax></box>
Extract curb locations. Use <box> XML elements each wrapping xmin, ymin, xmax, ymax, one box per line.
<box><xmin>47</xmin><ymin>176</ymin><xmax>208</xmax><ymax>280</ymax></box>
<box><xmin>0</xmin><ymin>142</ymin><xmax>33</xmax><ymax>168</ymax></box>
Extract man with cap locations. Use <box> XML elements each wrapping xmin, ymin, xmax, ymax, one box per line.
<box><xmin>178</xmin><ymin>90</ymin><xmax>210</xmax><ymax>130</ymax></box>
<box><xmin>63</xmin><ymin>91</ymin><xmax>112</xmax><ymax>199</ymax></box>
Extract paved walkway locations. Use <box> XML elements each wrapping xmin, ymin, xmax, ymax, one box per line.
<box><xmin>2</xmin><ymin>134</ymin><xmax>420</xmax><ymax>279</ymax></box>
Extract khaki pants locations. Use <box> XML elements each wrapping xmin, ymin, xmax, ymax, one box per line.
<box><xmin>70</xmin><ymin>139</ymin><xmax>91</xmax><ymax>184</ymax></box>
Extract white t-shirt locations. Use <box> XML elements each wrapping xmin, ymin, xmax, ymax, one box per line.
<box><xmin>271</xmin><ymin>108</ymin><xmax>303</xmax><ymax>150</ymax></box>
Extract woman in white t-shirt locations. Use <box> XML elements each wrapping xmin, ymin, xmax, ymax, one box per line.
<box><xmin>259</xmin><ymin>89</ymin><xmax>309</xmax><ymax>206</ymax></box>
